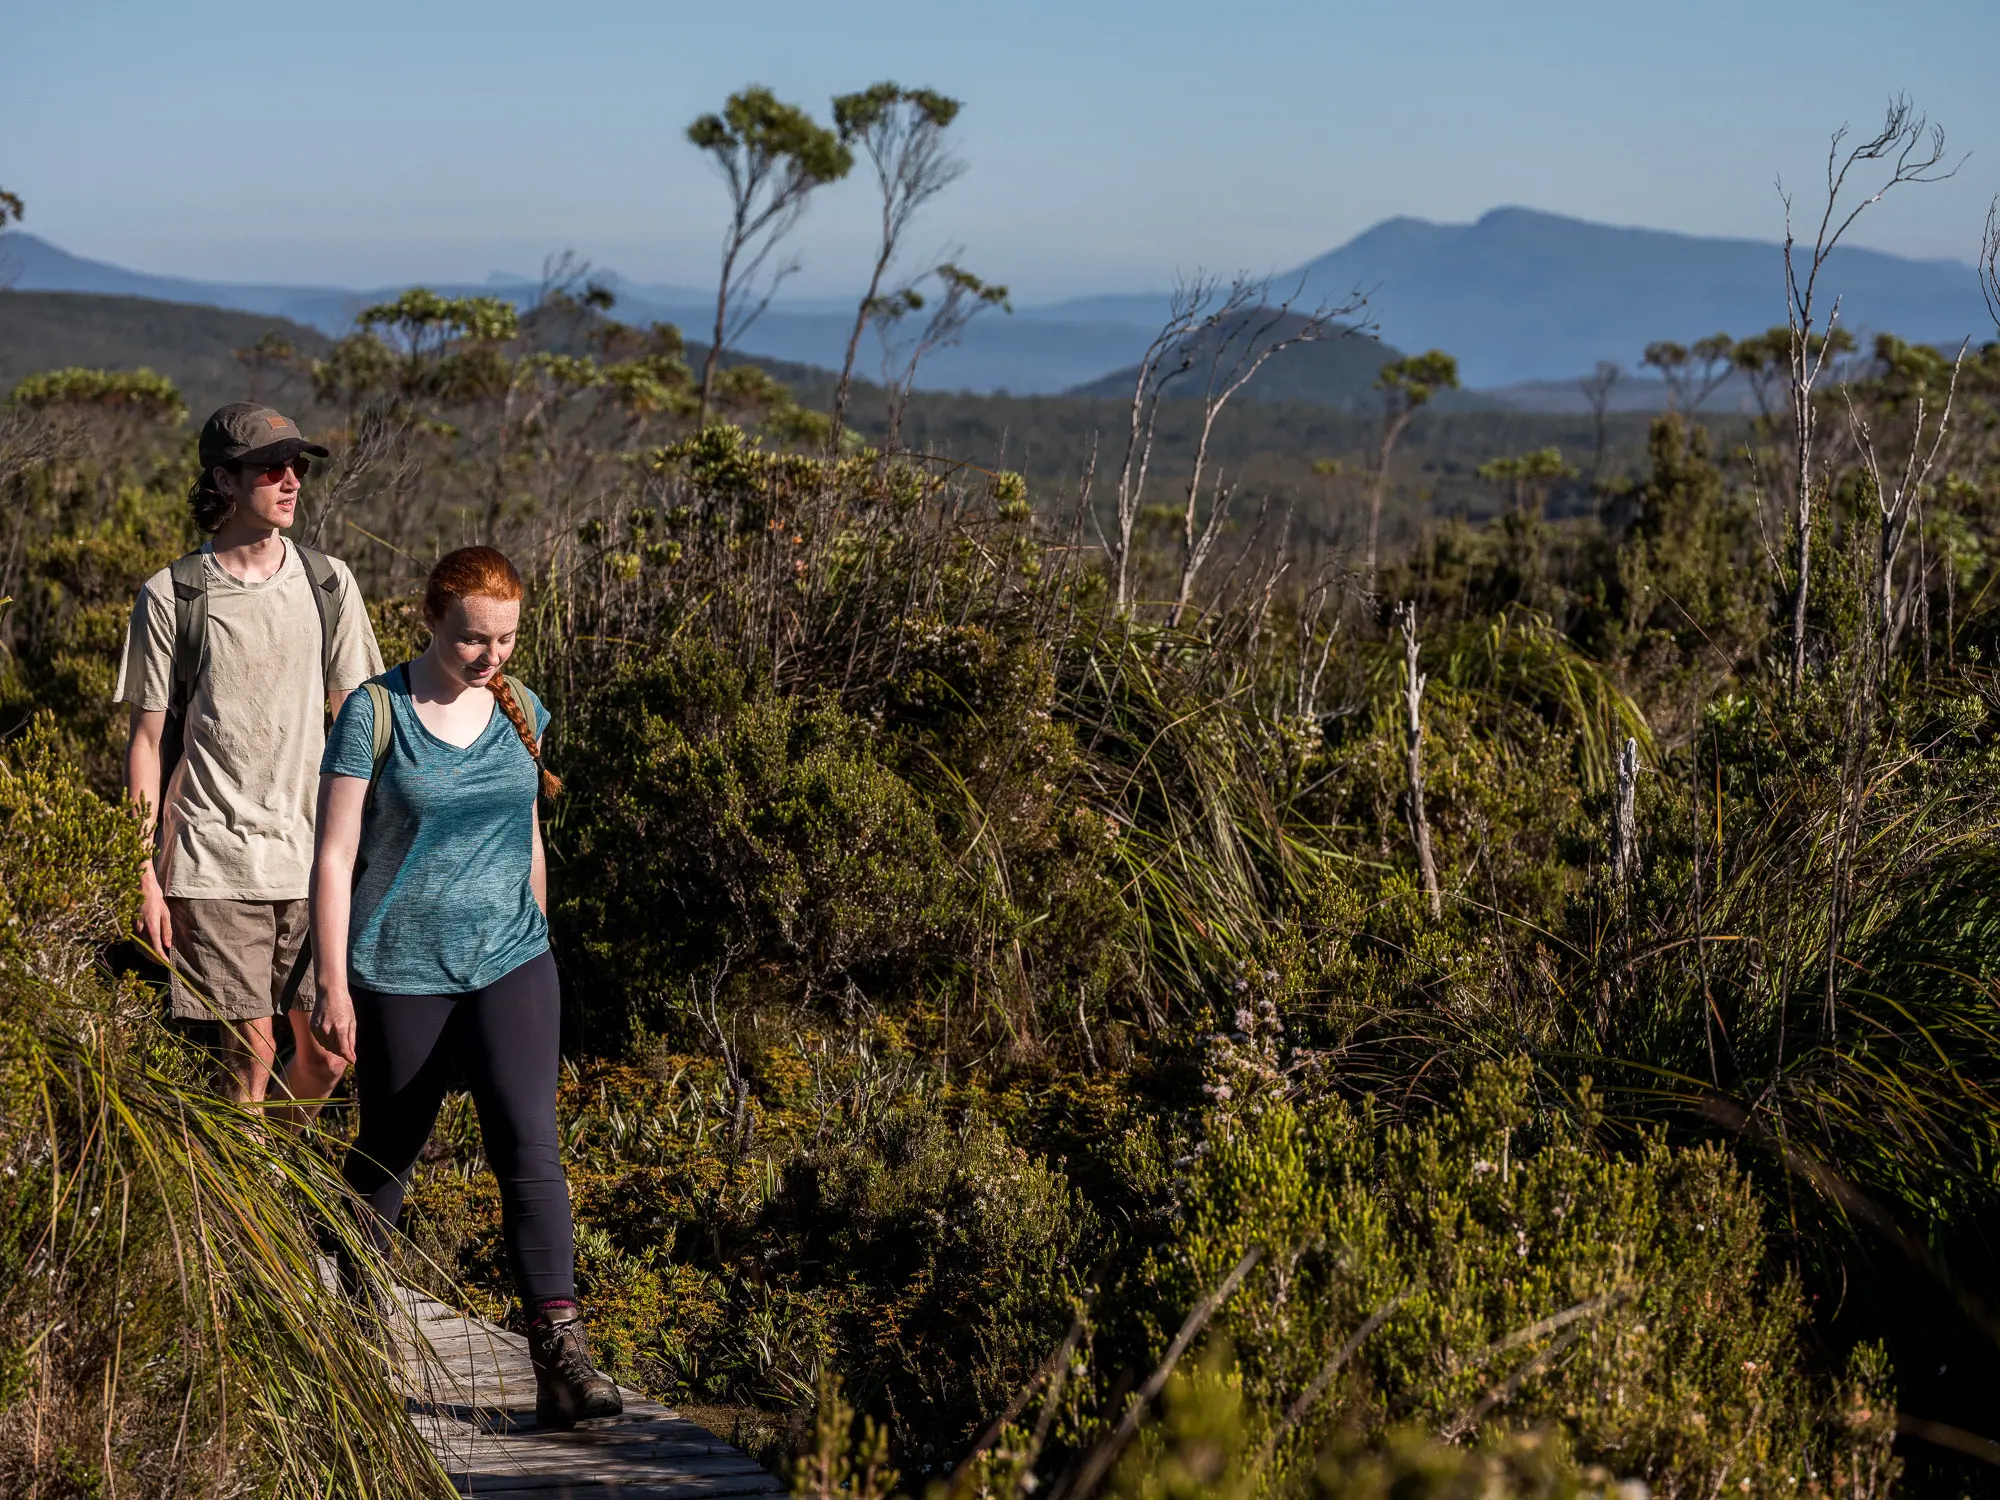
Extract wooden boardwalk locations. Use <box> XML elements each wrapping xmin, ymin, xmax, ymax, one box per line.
<box><xmin>397</xmin><ymin>1286</ymin><xmax>783</xmax><ymax>1499</ymax></box>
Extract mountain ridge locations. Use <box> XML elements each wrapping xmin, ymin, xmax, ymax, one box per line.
<box><xmin>5</xmin><ymin>206</ymin><xmax>1988</xmax><ymax>393</ymax></box>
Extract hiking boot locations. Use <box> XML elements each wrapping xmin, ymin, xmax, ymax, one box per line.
<box><xmin>527</xmin><ymin>1307</ymin><xmax>623</xmax><ymax>1430</ymax></box>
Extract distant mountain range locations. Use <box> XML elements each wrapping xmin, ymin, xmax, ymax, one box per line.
<box><xmin>4</xmin><ymin>206</ymin><xmax>1990</xmax><ymax>395</ymax></box>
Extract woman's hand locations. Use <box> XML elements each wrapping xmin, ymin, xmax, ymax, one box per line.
<box><xmin>312</xmin><ymin>986</ymin><xmax>358</xmax><ymax>1063</ymax></box>
<box><xmin>310</xmin><ymin>771</ymin><xmax>369</xmax><ymax>1065</ymax></box>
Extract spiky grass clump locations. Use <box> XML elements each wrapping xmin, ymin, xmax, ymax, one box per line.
<box><xmin>0</xmin><ymin>715</ymin><xmax>451</xmax><ymax>1498</ymax></box>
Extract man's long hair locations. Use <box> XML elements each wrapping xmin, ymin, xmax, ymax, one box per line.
<box><xmin>188</xmin><ymin>466</ymin><xmax>234</xmax><ymax>533</ymax></box>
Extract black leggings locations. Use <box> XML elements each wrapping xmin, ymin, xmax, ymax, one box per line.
<box><xmin>341</xmin><ymin>950</ymin><xmax>574</xmax><ymax>1305</ymax></box>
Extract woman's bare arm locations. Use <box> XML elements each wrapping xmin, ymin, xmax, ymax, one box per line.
<box><xmin>310</xmin><ymin>773</ymin><xmax>369</xmax><ymax>1061</ymax></box>
<box><xmin>531</xmin><ymin>804</ymin><xmax>548</xmax><ymax>917</ymax></box>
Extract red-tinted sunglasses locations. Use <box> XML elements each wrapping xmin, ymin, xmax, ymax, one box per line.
<box><xmin>237</xmin><ymin>456</ymin><xmax>310</xmax><ymax>483</ymax></box>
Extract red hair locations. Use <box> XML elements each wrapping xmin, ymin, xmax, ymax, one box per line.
<box><xmin>424</xmin><ymin>544</ymin><xmax>523</xmax><ymax>623</ymax></box>
<box><xmin>423</xmin><ymin>546</ymin><xmax>560</xmax><ymax>799</ymax></box>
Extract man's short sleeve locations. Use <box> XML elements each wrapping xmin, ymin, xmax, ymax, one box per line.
<box><xmin>327</xmin><ymin>560</ymin><xmax>385</xmax><ymax>693</ymax></box>
<box><xmin>112</xmin><ymin>572</ymin><xmax>175</xmax><ymax>711</ymax></box>
<box><xmin>322</xmin><ymin>685</ymin><xmax>380</xmax><ymax>780</ymax></box>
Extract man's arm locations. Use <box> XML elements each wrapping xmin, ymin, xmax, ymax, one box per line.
<box><xmin>309</xmin><ymin>773</ymin><xmax>368</xmax><ymax>1062</ymax></box>
<box><xmin>125</xmin><ymin>706</ymin><xmax>172</xmax><ymax>955</ymax></box>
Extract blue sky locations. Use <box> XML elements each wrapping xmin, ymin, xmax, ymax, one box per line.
<box><xmin>5</xmin><ymin>0</ymin><xmax>1998</xmax><ymax>301</ymax></box>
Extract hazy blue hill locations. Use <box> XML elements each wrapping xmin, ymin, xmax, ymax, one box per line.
<box><xmin>1066</xmin><ymin>318</ymin><xmax>1396</xmax><ymax>407</ymax></box>
<box><xmin>1284</xmin><ymin>206</ymin><xmax>1988</xmax><ymax>384</ymax></box>
<box><xmin>0</xmin><ymin>233</ymin><xmax>368</xmax><ymax>331</ymax></box>
<box><xmin>1063</xmin><ymin>314</ymin><xmax>1529</xmax><ymax>414</ymax></box>
<box><xmin>8</xmin><ymin>207</ymin><xmax>1987</xmax><ymax>398</ymax></box>
<box><xmin>0</xmin><ymin>291</ymin><xmax>332</xmax><ymax>417</ymax></box>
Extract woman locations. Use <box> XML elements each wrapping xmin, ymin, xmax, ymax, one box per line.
<box><xmin>310</xmin><ymin>545</ymin><xmax>621</xmax><ymax>1430</ymax></box>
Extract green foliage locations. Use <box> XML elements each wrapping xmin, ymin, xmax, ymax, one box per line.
<box><xmin>7</xmin><ymin>365</ymin><xmax>186</xmax><ymax>425</ymax></box>
<box><xmin>1377</xmin><ymin>350</ymin><xmax>1461</xmax><ymax>412</ymax></box>
<box><xmin>689</xmin><ymin>86</ymin><xmax>854</xmax><ymax>187</ymax></box>
<box><xmin>1151</xmin><ymin>1059</ymin><xmax>1886</xmax><ymax>1494</ymax></box>
<box><xmin>833</xmin><ymin>82</ymin><xmax>962</xmax><ymax>140</ymax></box>
<box><xmin>0</xmin><ymin>715</ymin><xmax>146</xmax><ymax>984</ymax></box>
<box><xmin>558</xmin><ymin>640</ymin><xmax>962</xmax><ymax>1034</ymax></box>
<box><xmin>0</xmin><ymin>469</ymin><xmax>189</xmax><ymax>782</ymax></box>
<box><xmin>762</xmin><ymin>1094</ymin><xmax>1093</xmax><ymax>1437</ymax></box>
<box><xmin>793</xmin><ymin>1372</ymin><xmax>900</xmax><ymax>1499</ymax></box>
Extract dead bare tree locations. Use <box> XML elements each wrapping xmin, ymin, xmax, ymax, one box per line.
<box><xmin>1395</xmin><ymin>601</ymin><xmax>1442</xmax><ymax>919</ymax></box>
<box><xmin>1843</xmin><ymin>341</ymin><xmax>1967</xmax><ymax>678</ymax></box>
<box><xmin>1166</xmin><ymin>277</ymin><xmax>1366</xmax><ymax>627</ymax></box>
<box><xmin>1609</xmin><ymin>737</ymin><xmax>1639</xmax><ymax>886</ymax></box>
<box><xmin>1980</xmin><ymin>195</ymin><xmax>2000</xmax><ymax>337</ymax></box>
<box><xmin>829</xmin><ymin>84</ymin><xmax>966</xmax><ymax>448</ymax></box>
<box><xmin>1578</xmin><ymin>361</ymin><xmax>1621</xmax><ymax>497</ymax></box>
<box><xmin>1108</xmin><ymin>283</ymin><xmax>1208</xmax><ymax>614</ymax></box>
<box><xmin>1778</xmin><ymin>97</ymin><xmax>1957</xmax><ymax>695</ymax></box>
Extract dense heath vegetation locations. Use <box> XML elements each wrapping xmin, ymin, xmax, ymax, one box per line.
<box><xmin>7</xmin><ymin>199</ymin><xmax>2000</xmax><ymax>1499</ymax></box>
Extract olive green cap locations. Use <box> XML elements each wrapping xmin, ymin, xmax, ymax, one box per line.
<box><xmin>198</xmin><ymin>402</ymin><xmax>330</xmax><ymax>471</ymax></box>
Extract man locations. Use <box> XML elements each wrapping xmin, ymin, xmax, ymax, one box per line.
<box><xmin>118</xmin><ymin>402</ymin><xmax>384</xmax><ymax>1120</ymax></box>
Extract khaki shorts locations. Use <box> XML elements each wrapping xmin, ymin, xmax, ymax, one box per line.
<box><xmin>166</xmin><ymin>898</ymin><xmax>314</xmax><ymax>1022</ymax></box>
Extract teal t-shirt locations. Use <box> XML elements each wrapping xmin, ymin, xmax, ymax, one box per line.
<box><xmin>321</xmin><ymin>665</ymin><xmax>550</xmax><ymax>995</ymax></box>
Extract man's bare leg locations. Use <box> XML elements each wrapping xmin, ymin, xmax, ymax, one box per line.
<box><xmin>219</xmin><ymin>1015</ymin><xmax>279</xmax><ymax>1105</ymax></box>
<box><xmin>275</xmin><ymin>1010</ymin><xmax>349</xmax><ymax>1130</ymax></box>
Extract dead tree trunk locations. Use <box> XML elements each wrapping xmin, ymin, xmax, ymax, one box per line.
<box><xmin>1395</xmin><ymin>602</ymin><xmax>1441</xmax><ymax>920</ymax></box>
<box><xmin>1779</xmin><ymin>97</ymin><xmax>1955</xmax><ymax>694</ymax></box>
<box><xmin>1609</xmin><ymin>736</ymin><xmax>1639</xmax><ymax>885</ymax></box>
<box><xmin>1847</xmin><ymin>345</ymin><xmax>1966</xmax><ymax>683</ymax></box>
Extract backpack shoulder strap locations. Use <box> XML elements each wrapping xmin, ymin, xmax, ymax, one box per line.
<box><xmin>363</xmin><ymin>677</ymin><xmax>393</xmax><ymax>802</ymax></box>
<box><xmin>502</xmin><ymin>674</ymin><xmax>538</xmax><ymax>737</ymax></box>
<box><xmin>291</xmin><ymin>542</ymin><xmax>343</xmax><ymax>688</ymax></box>
<box><xmin>166</xmin><ymin>551</ymin><xmax>209</xmax><ymax>715</ymax></box>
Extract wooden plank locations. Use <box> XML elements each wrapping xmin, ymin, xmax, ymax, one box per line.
<box><xmin>388</xmin><ymin>1285</ymin><xmax>783</xmax><ymax>1497</ymax></box>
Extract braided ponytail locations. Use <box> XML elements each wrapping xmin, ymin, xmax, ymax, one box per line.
<box><xmin>424</xmin><ymin>545</ymin><xmax>561</xmax><ymax>801</ymax></box>
<box><xmin>490</xmin><ymin>674</ymin><xmax>562</xmax><ymax>800</ymax></box>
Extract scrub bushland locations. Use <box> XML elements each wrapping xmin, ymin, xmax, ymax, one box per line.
<box><xmin>5</xmin><ymin>321</ymin><xmax>2000</xmax><ymax>1494</ymax></box>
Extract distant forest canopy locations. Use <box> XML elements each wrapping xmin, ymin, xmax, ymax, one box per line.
<box><xmin>0</xmin><ymin>284</ymin><xmax>1723</xmax><ymax>538</ymax></box>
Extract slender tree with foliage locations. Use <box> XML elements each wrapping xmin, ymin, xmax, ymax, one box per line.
<box><xmin>829</xmin><ymin>83</ymin><xmax>966</xmax><ymax>449</ymax></box>
<box><xmin>872</xmin><ymin>262</ymin><xmax>1009</xmax><ymax>448</ymax></box>
<box><xmin>687</xmin><ymin>87</ymin><xmax>853</xmax><ymax>424</ymax></box>
<box><xmin>1476</xmin><ymin>446</ymin><xmax>1577</xmax><ymax>517</ymax></box>
<box><xmin>1366</xmin><ymin>350</ymin><xmax>1458</xmax><ymax>586</ymax></box>
<box><xmin>1578</xmin><ymin>360</ymin><xmax>1620</xmax><ymax>496</ymax></box>
<box><xmin>0</xmin><ymin>187</ymin><xmax>24</xmax><ymax>290</ymax></box>
<box><xmin>1642</xmin><ymin>333</ymin><xmax>1736</xmax><ymax>414</ymax></box>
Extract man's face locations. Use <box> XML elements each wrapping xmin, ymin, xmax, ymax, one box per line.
<box><xmin>219</xmin><ymin>458</ymin><xmax>303</xmax><ymax>531</ymax></box>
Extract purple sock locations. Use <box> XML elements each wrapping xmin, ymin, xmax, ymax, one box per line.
<box><xmin>530</xmin><ymin>1298</ymin><xmax>578</xmax><ymax>1325</ymax></box>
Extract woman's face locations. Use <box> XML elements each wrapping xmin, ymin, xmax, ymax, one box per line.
<box><xmin>429</xmin><ymin>594</ymin><xmax>520</xmax><ymax>689</ymax></box>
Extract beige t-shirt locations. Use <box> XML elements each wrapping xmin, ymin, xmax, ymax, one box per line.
<box><xmin>115</xmin><ymin>541</ymin><xmax>384</xmax><ymax>900</ymax></box>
